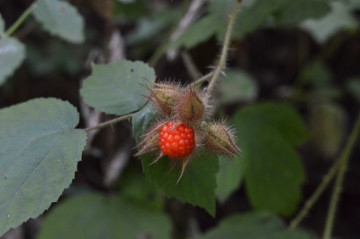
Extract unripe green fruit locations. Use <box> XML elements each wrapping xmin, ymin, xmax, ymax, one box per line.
<box><xmin>204</xmin><ymin>122</ymin><xmax>240</xmax><ymax>159</ymax></box>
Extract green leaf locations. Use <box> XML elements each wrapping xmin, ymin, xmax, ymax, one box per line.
<box><xmin>299</xmin><ymin>60</ymin><xmax>333</xmax><ymax>89</ymax></box>
<box><xmin>233</xmin><ymin>103</ymin><xmax>308</xmax><ymax>216</ymax></box>
<box><xmin>195</xmin><ymin>212</ymin><xmax>314</xmax><ymax>239</ymax></box>
<box><xmin>209</xmin><ymin>0</ymin><xmax>237</xmax><ymax>17</ymax></box>
<box><xmin>0</xmin><ymin>14</ymin><xmax>4</xmax><ymax>34</ymax></box>
<box><xmin>0</xmin><ymin>37</ymin><xmax>25</xmax><ymax>85</ymax></box>
<box><xmin>37</xmin><ymin>193</ymin><xmax>172</xmax><ymax>239</ymax></box>
<box><xmin>301</xmin><ymin>1</ymin><xmax>358</xmax><ymax>43</ymax></box>
<box><xmin>126</xmin><ymin>8</ymin><xmax>181</xmax><ymax>46</ymax></box>
<box><xmin>132</xmin><ymin>104</ymin><xmax>157</xmax><ymax>142</ymax></box>
<box><xmin>141</xmin><ymin>151</ymin><xmax>219</xmax><ymax>216</ymax></box>
<box><xmin>228</xmin><ymin>0</ymin><xmax>287</xmax><ymax>40</ymax></box>
<box><xmin>133</xmin><ymin>106</ymin><xmax>219</xmax><ymax>215</ymax></box>
<box><xmin>216</xmin><ymin>155</ymin><xmax>245</xmax><ymax>203</ymax></box>
<box><xmin>277</xmin><ymin>0</ymin><xmax>331</xmax><ymax>25</ymax></box>
<box><xmin>80</xmin><ymin>60</ymin><xmax>156</xmax><ymax>115</ymax></box>
<box><xmin>119</xmin><ymin>167</ymin><xmax>165</xmax><ymax>210</ymax></box>
<box><xmin>171</xmin><ymin>14</ymin><xmax>221</xmax><ymax>49</ymax></box>
<box><xmin>218</xmin><ymin>69</ymin><xmax>258</xmax><ymax>104</ymax></box>
<box><xmin>346</xmin><ymin>78</ymin><xmax>360</xmax><ymax>103</ymax></box>
<box><xmin>33</xmin><ymin>0</ymin><xmax>84</xmax><ymax>43</ymax></box>
<box><xmin>0</xmin><ymin>98</ymin><xmax>87</xmax><ymax>236</ymax></box>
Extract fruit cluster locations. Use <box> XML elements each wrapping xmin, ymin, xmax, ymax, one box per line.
<box><xmin>136</xmin><ymin>81</ymin><xmax>240</xmax><ymax>182</ymax></box>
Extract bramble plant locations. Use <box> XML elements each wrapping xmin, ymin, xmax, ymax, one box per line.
<box><xmin>136</xmin><ymin>81</ymin><xmax>240</xmax><ymax>183</ymax></box>
<box><xmin>0</xmin><ymin>0</ymin><xmax>360</xmax><ymax>239</ymax></box>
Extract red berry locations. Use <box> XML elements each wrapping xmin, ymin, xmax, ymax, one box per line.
<box><xmin>159</xmin><ymin>121</ymin><xmax>195</xmax><ymax>158</ymax></box>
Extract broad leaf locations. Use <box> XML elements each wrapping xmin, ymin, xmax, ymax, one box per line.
<box><xmin>195</xmin><ymin>212</ymin><xmax>314</xmax><ymax>239</ymax></box>
<box><xmin>132</xmin><ymin>104</ymin><xmax>157</xmax><ymax>142</ymax></box>
<box><xmin>299</xmin><ymin>60</ymin><xmax>333</xmax><ymax>89</ymax></box>
<box><xmin>228</xmin><ymin>0</ymin><xmax>287</xmax><ymax>40</ymax></box>
<box><xmin>0</xmin><ymin>98</ymin><xmax>87</xmax><ymax>236</ymax></box>
<box><xmin>218</xmin><ymin>69</ymin><xmax>258</xmax><ymax>104</ymax></box>
<box><xmin>142</xmin><ymin>151</ymin><xmax>219</xmax><ymax>216</ymax></box>
<box><xmin>0</xmin><ymin>14</ymin><xmax>4</xmax><ymax>34</ymax></box>
<box><xmin>216</xmin><ymin>155</ymin><xmax>245</xmax><ymax>203</ymax></box>
<box><xmin>37</xmin><ymin>193</ymin><xmax>172</xmax><ymax>239</ymax></box>
<box><xmin>277</xmin><ymin>0</ymin><xmax>331</xmax><ymax>25</ymax></box>
<box><xmin>171</xmin><ymin>14</ymin><xmax>221</xmax><ymax>49</ymax></box>
<box><xmin>80</xmin><ymin>60</ymin><xmax>156</xmax><ymax>115</ymax></box>
<box><xmin>33</xmin><ymin>0</ymin><xmax>84</xmax><ymax>43</ymax></box>
<box><xmin>0</xmin><ymin>37</ymin><xmax>25</xmax><ymax>85</ymax></box>
<box><xmin>233</xmin><ymin>103</ymin><xmax>308</xmax><ymax>216</ymax></box>
<box><xmin>301</xmin><ymin>2</ymin><xmax>358</xmax><ymax>43</ymax></box>
<box><xmin>171</xmin><ymin>0</ymin><xmax>235</xmax><ymax>49</ymax></box>
<box><xmin>119</xmin><ymin>168</ymin><xmax>165</xmax><ymax>210</ymax></box>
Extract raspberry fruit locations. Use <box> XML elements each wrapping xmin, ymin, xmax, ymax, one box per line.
<box><xmin>159</xmin><ymin>121</ymin><xmax>195</xmax><ymax>158</ymax></box>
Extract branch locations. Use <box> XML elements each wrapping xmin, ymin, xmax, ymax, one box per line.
<box><xmin>205</xmin><ymin>0</ymin><xmax>241</xmax><ymax>98</ymax></box>
<box><xmin>289</xmin><ymin>159</ymin><xmax>341</xmax><ymax>230</ymax></box>
<box><xmin>5</xmin><ymin>2</ymin><xmax>35</xmax><ymax>37</ymax></box>
<box><xmin>84</xmin><ymin>113</ymin><xmax>134</xmax><ymax>133</ymax></box>
<box><xmin>323</xmin><ymin>114</ymin><xmax>360</xmax><ymax>239</ymax></box>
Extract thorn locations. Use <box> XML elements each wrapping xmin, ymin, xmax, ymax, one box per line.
<box><xmin>149</xmin><ymin>153</ymin><xmax>164</xmax><ymax>165</ymax></box>
<box><xmin>167</xmin><ymin>158</ymin><xmax>180</xmax><ymax>174</ymax></box>
<box><xmin>142</xmin><ymin>77</ymin><xmax>156</xmax><ymax>85</ymax></box>
<box><xmin>176</xmin><ymin>155</ymin><xmax>191</xmax><ymax>184</ymax></box>
<box><xmin>167</xmin><ymin>120</ymin><xmax>182</xmax><ymax>132</ymax></box>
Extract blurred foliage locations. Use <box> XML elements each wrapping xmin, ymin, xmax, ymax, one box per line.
<box><xmin>195</xmin><ymin>212</ymin><xmax>315</xmax><ymax>239</ymax></box>
<box><xmin>233</xmin><ymin>103</ymin><xmax>308</xmax><ymax>216</ymax></box>
<box><xmin>37</xmin><ymin>193</ymin><xmax>172</xmax><ymax>239</ymax></box>
<box><xmin>0</xmin><ymin>0</ymin><xmax>360</xmax><ymax>238</ymax></box>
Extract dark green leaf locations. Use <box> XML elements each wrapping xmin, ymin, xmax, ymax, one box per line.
<box><xmin>277</xmin><ymin>0</ymin><xmax>331</xmax><ymax>25</ymax></box>
<box><xmin>227</xmin><ymin>0</ymin><xmax>287</xmax><ymax>40</ymax></box>
<box><xmin>209</xmin><ymin>0</ymin><xmax>237</xmax><ymax>18</ymax></box>
<box><xmin>37</xmin><ymin>193</ymin><xmax>172</xmax><ymax>239</ymax></box>
<box><xmin>0</xmin><ymin>98</ymin><xmax>87</xmax><ymax>236</ymax></box>
<box><xmin>0</xmin><ymin>37</ymin><xmax>25</xmax><ymax>85</ymax></box>
<box><xmin>171</xmin><ymin>14</ymin><xmax>221</xmax><ymax>49</ymax></box>
<box><xmin>126</xmin><ymin>9</ymin><xmax>181</xmax><ymax>46</ymax></box>
<box><xmin>233</xmin><ymin>103</ymin><xmax>308</xmax><ymax>216</ymax></box>
<box><xmin>195</xmin><ymin>212</ymin><xmax>314</xmax><ymax>239</ymax></box>
<box><xmin>132</xmin><ymin>104</ymin><xmax>157</xmax><ymax>142</ymax></box>
<box><xmin>119</xmin><ymin>167</ymin><xmax>165</xmax><ymax>210</ymax></box>
<box><xmin>33</xmin><ymin>0</ymin><xmax>84</xmax><ymax>43</ymax></box>
<box><xmin>80</xmin><ymin>60</ymin><xmax>156</xmax><ymax>115</ymax></box>
<box><xmin>142</xmin><ymin>150</ymin><xmax>219</xmax><ymax>216</ymax></box>
<box><xmin>299</xmin><ymin>60</ymin><xmax>333</xmax><ymax>89</ymax></box>
<box><xmin>216</xmin><ymin>155</ymin><xmax>245</xmax><ymax>203</ymax></box>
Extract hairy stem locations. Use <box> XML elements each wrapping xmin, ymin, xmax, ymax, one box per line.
<box><xmin>84</xmin><ymin>113</ymin><xmax>134</xmax><ymax>132</ymax></box>
<box><xmin>205</xmin><ymin>0</ymin><xmax>241</xmax><ymax>98</ymax></box>
<box><xmin>289</xmin><ymin>159</ymin><xmax>341</xmax><ymax>230</ymax></box>
<box><xmin>323</xmin><ymin>114</ymin><xmax>360</xmax><ymax>239</ymax></box>
<box><xmin>191</xmin><ymin>72</ymin><xmax>213</xmax><ymax>87</ymax></box>
<box><xmin>5</xmin><ymin>2</ymin><xmax>35</xmax><ymax>37</ymax></box>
